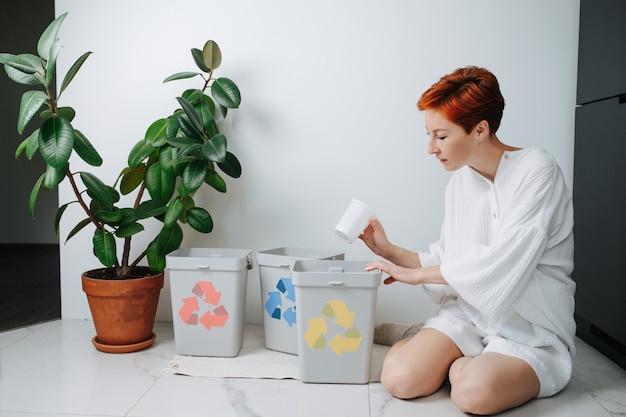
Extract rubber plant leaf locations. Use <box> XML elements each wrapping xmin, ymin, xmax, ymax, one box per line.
<box><xmin>0</xmin><ymin>53</ymin><xmax>38</xmax><ymax>74</ymax></box>
<box><xmin>119</xmin><ymin>164</ymin><xmax>146</xmax><ymax>195</ymax></box>
<box><xmin>59</xmin><ymin>51</ymin><xmax>92</xmax><ymax>95</ymax></box>
<box><xmin>135</xmin><ymin>199</ymin><xmax>167</xmax><ymax>220</ymax></box>
<box><xmin>202</xmin><ymin>40</ymin><xmax>222</xmax><ymax>70</ymax></box>
<box><xmin>156</xmin><ymin>222</ymin><xmax>183</xmax><ymax>255</ymax></box>
<box><xmin>95</xmin><ymin>208</ymin><xmax>122</xmax><ymax>224</ymax></box>
<box><xmin>93</xmin><ymin>228</ymin><xmax>116</xmax><ymax>267</ymax></box>
<box><xmin>73</xmin><ymin>129</ymin><xmax>103</xmax><ymax>166</ymax></box>
<box><xmin>204</xmin><ymin>169</ymin><xmax>227</xmax><ymax>193</ymax></box>
<box><xmin>115</xmin><ymin>222</ymin><xmax>144</xmax><ymax>238</ymax></box>
<box><xmin>38</xmin><ymin>116</ymin><xmax>74</xmax><ymax>168</ymax></box>
<box><xmin>146</xmin><ymin>240</ymin><xmax>166</xmax><ymax>273</ymax></box>
<box><xmin>164</xmin><ymin>198</ymin><xmax>184</xmax><ymax>228</ymax></box>
<box><xmin>176</xmin><ymin>97</ymin><xmax>204</xmax><ymax>136</ymax></box>
<box><xmin>15</xmin><ymin>128</ymin><xmax>39</xmax><ymax>159</ymax></box>
<box><xmin>42</xmin><ymin>163</ymin><xmax>67</xmax><ymax>189</ymax></box>
<box><xmin>200</xmin><ymin>133</ymin><xmax>227</xmax><ymax>163</ymax></box>
<box><xmin>4</xmin><ymin>54</ymin><xmax>43</xmax><ymax>85</ymax></box>
<box><xmin>211</xmin><ymin>77</ymin><xmax>241</xmax><ymax>109</ymax></box>
<box><xmin>80</xmin><ymin>172</ymin><xmax>120</xmax><ymax>208</ymax></box>
<box><xmin>29</xmin><ymin>173</ymin><xmax>46</xmax><ymax>218</ymax></box>
<box><xmin>44</xmin><ymin>38</ymin><xmax>61</xmax><ymax>89</ymax></box>
<box><xmin>18</xmin><ymin>90</ymin><xmax>48</xmax><ymax>134</ymax></box>
<box><xmin>145</xmin><ymin>118</ymin><xmax>169</xmax><ymax>147</ymax></box>
<box><xmin>181</xmin><ymin>159</ymin><xmax>207</xmax><ymax>194</ymax></box>
<box><xmin>54</xmin><ymin>202</ymin><xmax>70</xmax><ymax>236</ymax></box>
<box><xmin>65</xmin><ymin>218</ymin><xmax>92</xmax><ymax>243</ymax></box>
<box><xmin>145</xmin><ymin>162</ymin><xmax>175</xmax><ymax>202</ymax></box>
<box><xmin>127</xmin><ymin>139</ymin><xmax>156</xmax><ymax>168</ymax></box>
<box><xmin>40</xmin><ymin>106</ymin><xmax>76</xmax><ymax>122</ymax></box>
<box><xmin>37</xmin><ymin>12</ymin><xmax>67</xmax><ymax>61</ymax></box>
<box><xmin>191</xmin><ymin>48</ymin><xmax>211</xmax><ymax>72</ymax></box>
<box><xmin>186</xmin><ymin>207</ymin><xmax>213</xmax><ymax>233</ymax></box>
<box><xmin>217</xmin><ymin>151</ymin><xmax>242</xmax><ymax>178</ymax></box>
<box><xmin>163</xmin><ymin>71</ymin><xmax>200</xmax><ymax>83</ymax></box>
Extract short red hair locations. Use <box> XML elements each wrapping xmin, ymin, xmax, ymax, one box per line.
<box><xmin>417</xmin><ymin>66</ymin><xmax>505</xmax><ymax>134</ymax></box>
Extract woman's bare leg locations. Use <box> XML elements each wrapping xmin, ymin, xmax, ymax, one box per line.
<box><xmin>380</xmin><ymin>328</ymin><xmax>463</xmax><ymax>399</ymax></box>
<box><xmin>448</xmin><ymin>352</ymin><xmax>540</xmax><ymax>415</ymax></box>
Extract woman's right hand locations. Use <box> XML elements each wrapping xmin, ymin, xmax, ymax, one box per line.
<box><xmin>359</xmin><ymin>217</ymin><xmax>392</xmax><ymax>257</ymax></box>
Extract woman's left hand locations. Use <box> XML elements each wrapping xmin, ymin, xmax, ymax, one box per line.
<box><xmin>365</xmin><ymin>260</ymin><xmax>421</xmax><ymax>285</ymax></box>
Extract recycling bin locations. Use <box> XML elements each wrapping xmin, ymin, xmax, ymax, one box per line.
<box><xmin>256</xmin><ymin>247</ymin><xmax>344</xmax><ymax>355</ymax></box>
<box><xmin>292</xmin><ymin>260</ymin><xmax>381</xmax><ymax>383</ymax></box>
<box><xmin>166</xmin><ymin>248</ymin><xmax>252</xmax><ymax>357</ymax></box>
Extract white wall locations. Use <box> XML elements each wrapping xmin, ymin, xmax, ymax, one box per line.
<box><xmin>55</xmin><ymin>0</ymin><xmax>580</xmax><ymax>325</ymax></box>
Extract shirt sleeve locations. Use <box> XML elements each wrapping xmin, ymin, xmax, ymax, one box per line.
<box><xmin>439</xmin><ymin>155</ymin><xmax>568</xmax><ymax>318</ymax></box>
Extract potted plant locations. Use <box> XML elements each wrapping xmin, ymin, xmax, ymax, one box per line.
<box><xmin>0</xmin><ymin>13</ymin><xmax>242</xmax><ymax>352</ymax></box>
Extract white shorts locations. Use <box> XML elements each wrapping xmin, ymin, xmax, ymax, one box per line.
<box><xmin>422</xmin><ymin>300</ymin><xmax>572</xmax><ymax>398</ymax></box>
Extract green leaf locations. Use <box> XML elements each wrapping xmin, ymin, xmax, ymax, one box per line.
<box><xmin>73</xmin><ymin>129</ymin><xmax>103</xmax><ymax>166</ymax></box>
<box><xmin>182</xmin><ymin>159</ymin><xmax>207</xmax><ymax>193</ymax></box>
<box><xmin>42</xmin><ymin>163</ymin><xmax>67</xmax><ymax>189</ymax></box>
<box><xmin>158</xmin><ymin>146</ymin><xmax>186</xmax><ymax>176</ymax></box>
<box><xmin>181</xmin><ymin>88</ymin><xmax>204</xmax><ymax>103</ymax></box>
<box><xmin>59</xmin><ymin>51</ymin><xmax>92</xmax><ymax>95</ymax></box>
<box><xmin>218</xmin><ymin>151</ymin><xmax>242</xmax><ymax>178</ymax></box>
<box><xmin>187</xmin><ymin>207</ymin><xmax>213</xmax><ymax>233</ymax></box>
<box><xmin>37</xmin><ymin>12</ymin><xmax>68</xmax><ymax>61</ymax></box>
<box><xmin>205</xmin><ymin>169</ymin><xmax>227</xmax><ymax>193</ymax></box>
<box><xmin>145</xmin><ymin>162</ymin><xmax>175</xmax><ymax>202</ymax></box>
<box><xmin>119</xmin><ymin>164</ymin><xmax>146</xmax><ymax>195</ymax></box>
<box><xmin>0</xmin><ymin>53</ymin><xmax>38</xmax><ymax>74</ymax></box>
<box><xmin>80</xmin><ymin>172</ymin><xmax>120</xmax><ymax>208</ymax></box>
<box><xmin>95</xmin><ymin>208</ymin><xmax>122</xmax><ymax>223</ymax></box>
<box><xmin>202</xmin><ymin>40</ymin><xmax>222</xmax><ymax>70</ymax></box>
<box><xmin>197</xmin><ymin>95</ymin><xmax>216</xmax><ymax>130</ymax></box>
<box><xmin>156</xmin><ymin>223</ymin><xmax>183</xmax><ymax>255</ymax></box>
<box><xmin>145</xmin><ymin>118</ymin><xmax>169</xmax><ymax>147</ymax></box>
<box><xmin>115</xmin><ymin>222</ymin><xmax>144</xmax><ymax>238</ymax></box>
<box><xmin>65</xmin><ymin>217</ymin><xmax>92</xmax><ymax>243</ymax></box>
<box><xmin>117</xmin><ymin>208</ymin><xmax>136</xmax><ymax>227</ymax></box>
<box><xmin>191</xmin><ymin>48</ymin><xmax>211</xmax><ymax>72</ymax></box>
<box><xmin>44</xmin><ymin>38</ymin><xmax>61</xmax><ymax>89</ymax></box>
<box><xmin>29</xmin><ymin>174</ymin><xmax>45</xmax><ymax>218</ymax></box>
<box><xmin>15</xmin><ymin>129</ymin><xmax>39</xmax><ymax>159</ymax></box>
<box><xmin>211</xmin><ymin>77</ymin><xmax>241</xmax><ymax>109</ymax></box>
<box><xmin>177</xmin><ymin>142</ymin><xmax>201</xmax><ymax>159</ymax></box>
<box><xmin>54</xmin><ymin>202</ymin><xmax>71</xmax><ymax>235</ymax></box>
<box><xmin>176</xmin><ymin>97</ymin><xmax>204</xmax><ymax>136</ymax></box>
<box><xmin>128</xmin><ymin>139</ymin><xmax>157</xmax><ymax>168</ymax></box>
<box><xmin>18</xmin><ymin>91</ymin><xmax>48</xmax><ymax>134</ymax></box>
<box><xmin>146</xmin><ymin>240</ymin><xmax>166</xmax><ymax>273</ymax></box>
<box><xmin>177</xmin><ymin>113</ymin><xmax>203</xmax><ymax>139</ymax></box>
<box><xmin>166</xmin><ymin>114</ymin><xmax>181</xmax><ymax>138</ymax></box>
<box><xmin>201</xmin><ymin>134</ymin><xmax>227</xmax><ymax>162</ymax></box>
<box><xmin>93</xmin><ymin>228</ymin><xmax>116</xmax><ymax>267</ymax></box>
<box><xmin>167</xmin><ymin>136</ymin><xmax>200</xmax><ymax>148</ymax></box>
<box><xmin>164</xmin><ymin>198</ymin><xmax>184</xmax><ymax>228</ymax></box>
<box><xmin>4</xmin><ymin>54</ymin><xmax>44</xmax><ymax>85</ymax></box>
<box><xmin>136</xmin><ymin>199</ymin><xmax>167</xmax><ymax>219</ymax></box>
<box><xmin>163</xmin><ymin>71</ymin><xmax>200</xmax><ymax>83</ymax></box>
<box><xmin>39</xmin><ymin>116</ymin><xmax>74</xmax><ymax>168</ymax></box>
<box><xmin>40</xmin><ymin>106</ymin><xmax>76</xmax><ymax>122</ymax></box>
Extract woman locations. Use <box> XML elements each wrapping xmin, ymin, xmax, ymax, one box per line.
<box><xmin>362</xmin><ymin>66</ymin><xmax>575</xmax><ymax>415</ymax></box>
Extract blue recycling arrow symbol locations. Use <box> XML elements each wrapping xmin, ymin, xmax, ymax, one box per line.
<box><xmin>264</xmin><ymin>277</ymin><xmax>297</xmax><ymax>326</ymax></box>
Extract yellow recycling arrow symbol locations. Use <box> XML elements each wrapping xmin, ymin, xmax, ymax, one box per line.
<box><xmin>304</xmin><ymin>300</ymin><xmax>362</xmax><ymax>355</ymax></box>
<box><xmin>328</xmin><ymin>327</ymin><xmax>362</xmax><ymax>355</ymax></box>
<box><xmin>304</xmin><ymin>317</ymin><xmax>328</xmax><ymax>349</ymax></box>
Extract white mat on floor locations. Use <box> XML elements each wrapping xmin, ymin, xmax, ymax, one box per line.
<box><xmin>163</xmin><ymin>324</ymin><xmax>389</xmax><ymax>382</ymax></box>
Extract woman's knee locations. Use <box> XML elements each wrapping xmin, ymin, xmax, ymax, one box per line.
<box><xmin>380</xmin><ymin>355</ymin><xmax>445</xmax><ymax>399</ymax></box>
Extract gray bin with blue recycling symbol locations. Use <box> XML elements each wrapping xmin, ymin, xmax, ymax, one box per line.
<box><xmin>256</xmin><ymin>247</ymin><xmax>344</xmax><ymax>355</ymax></box>
<box><xmin>292</xmin><ymin>260</ymin><xmax>381</xmax><ymax>383</ymax></box>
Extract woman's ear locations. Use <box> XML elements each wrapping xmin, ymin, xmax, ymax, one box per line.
<box><xmin>475</xmin><ymin>120</ymin><xmax>490</xmax><ymax>141</ymax></box>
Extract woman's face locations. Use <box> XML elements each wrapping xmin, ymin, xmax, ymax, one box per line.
<box><xmin>424</xmin><ymin>110</ymin><xmax>477</xmax><ymax>172</ymax></box>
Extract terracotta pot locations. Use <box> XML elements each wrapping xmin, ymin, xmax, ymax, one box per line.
<box><xmin>81</xmin><ymin>267</ymin><xmax>164</xmax><ymax>353</ymax></box>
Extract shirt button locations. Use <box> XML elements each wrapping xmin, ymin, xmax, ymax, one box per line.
<box><xmin>493</xmin><ymin>213</ymin><xmax>497</xmax><ymax>218</ymax></box>
<box><xmin>504</xmin><ymin>154</ymin><xmax>509</xmax><ymax>159</ymax></box>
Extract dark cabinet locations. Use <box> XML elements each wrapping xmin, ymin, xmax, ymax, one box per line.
<box><xmin>574</xmin><ymin>0</ymin><xmax>626</xmax><ymax>370</ymax></box>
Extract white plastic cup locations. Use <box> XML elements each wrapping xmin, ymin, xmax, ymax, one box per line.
<box><xmin>334</xmin><ymin>199</ymin><xmax>375</xmax><ymax>243</ymax></box>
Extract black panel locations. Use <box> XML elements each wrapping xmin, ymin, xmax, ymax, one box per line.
<box><xmin>573</xmin><ymin>97</ymin><xmax>626</xmax><ymax>360</ymax></box>
<box><xmin>577</xmin><ymin>0</ymin><xmax>626</xmax><ymax>104</ymax></box>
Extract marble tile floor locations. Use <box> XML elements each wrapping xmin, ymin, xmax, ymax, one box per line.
<box><xmin>0</xmin><ymin>320</ymin><xmax>624</xmax><ymax>417</ymax></box>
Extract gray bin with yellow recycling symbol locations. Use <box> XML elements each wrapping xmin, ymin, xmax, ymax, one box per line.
<box><xmin>292</xmin><ymin>260</ymin><xmax>381</xmax><ymax>383</ymax></box>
